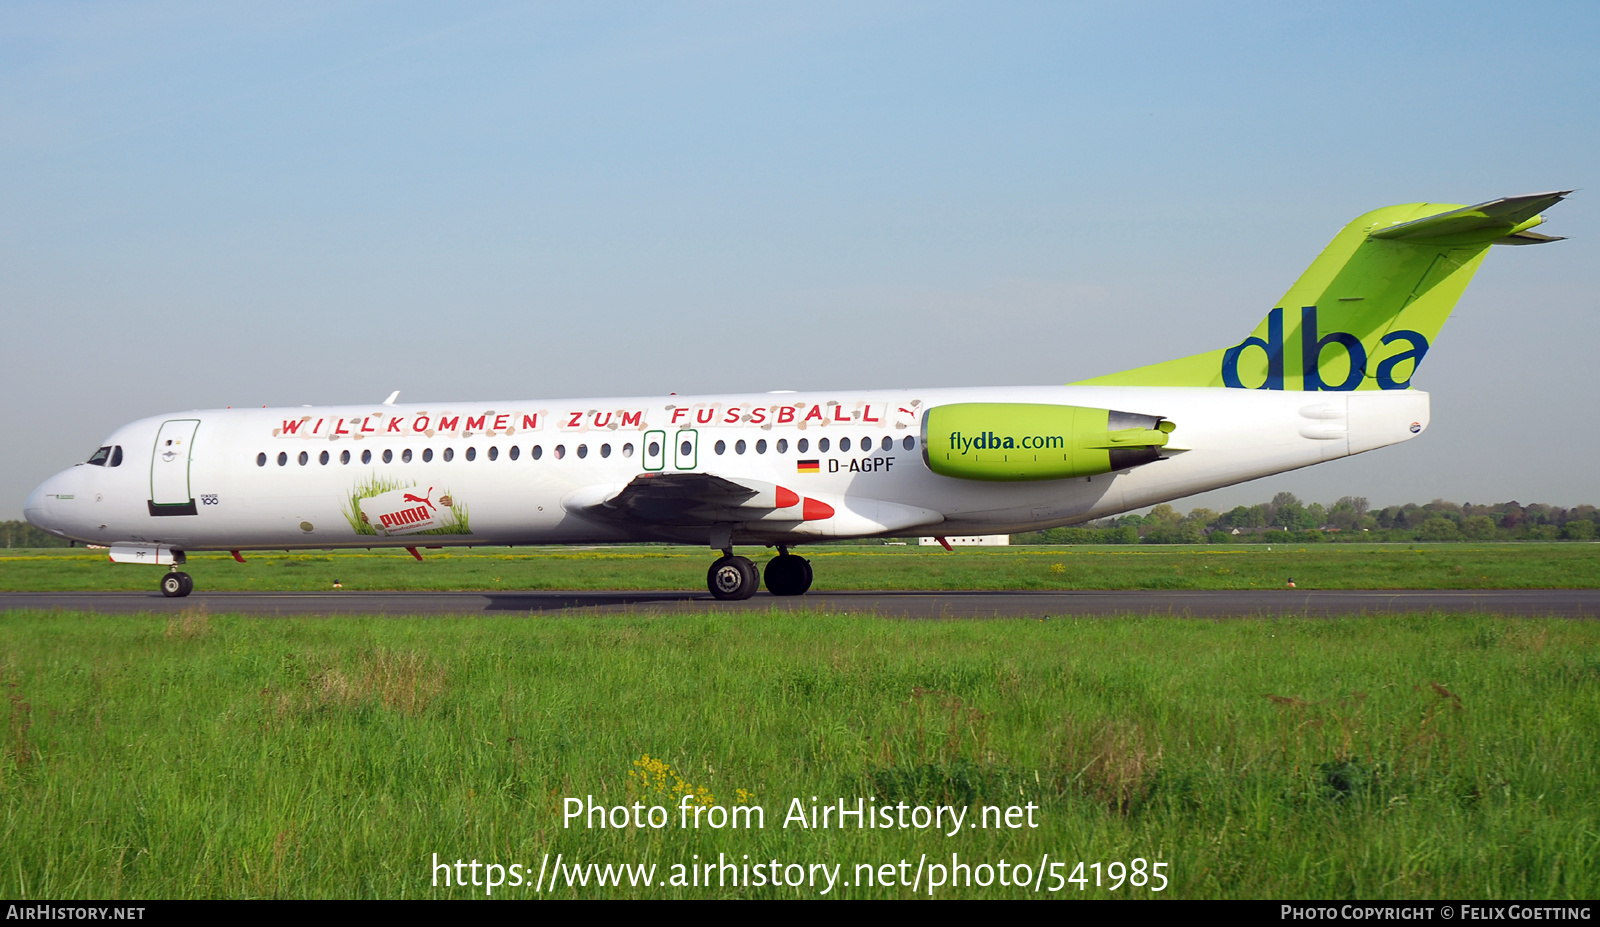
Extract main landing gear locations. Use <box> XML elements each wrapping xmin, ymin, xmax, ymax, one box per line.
<box><xmin>705</xmin><ymin>546</ymin><xmax>813</xmax><ymax>601</ymax></box>
<box><xmin>763</xmin><ymin>549</ymin><xmax>812</xmax><ymax>597</ymax></box>
<box><xmin>707</xmin><ymin>555</ymin><xmax>759</xmax><ymax>600</ymax></box>
<box><xmin>160</xmin><ymin>569</ymin><xmax>194</xmax><ymax>598</ymax></box>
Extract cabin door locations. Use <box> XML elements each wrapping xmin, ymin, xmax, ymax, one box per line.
<box><xmin>149</xmin><ymin>419</ymin><xmax>200</xmax><ymax>516</ymax></box>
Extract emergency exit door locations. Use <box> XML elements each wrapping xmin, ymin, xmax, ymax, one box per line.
<box><xmin>149</xmin><ymin>419</ymin><xmax>200</xmax><ymax>516</ymax></box>
<box><xmin>674</xmin><ymin>430</ymin><xmax>698</xmax><ymax>470</ymax></box>
<box><xmin>642</xmin><ymin>430</ymin><xmax>666</xmax><ymax>471</ymax></box>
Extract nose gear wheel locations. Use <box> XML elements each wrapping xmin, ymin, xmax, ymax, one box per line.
<box><xmin>160</xmin><ymin>571</ymin><xmax>193</xmax><ymax>598</ymax></box>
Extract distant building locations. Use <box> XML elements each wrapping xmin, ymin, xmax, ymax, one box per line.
<box><xmin>919</xmin><ymin>535</ymin><xmax>1011</xmax><ymax>546</ymax></box>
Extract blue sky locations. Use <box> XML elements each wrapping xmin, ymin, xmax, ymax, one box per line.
<box><xmin>3</xmin><ymin>2</ymin><xmax>1597</xmax><ymax>516</ymax></box>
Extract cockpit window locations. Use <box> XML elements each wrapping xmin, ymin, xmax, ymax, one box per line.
<box><xmin>110</xmin><ymin>446</ymin><xmax>123</xmax><ymax>467</ymax></box>
<box><xmin>86</xmin><ymin>446</ymin><xmax>112</xmax><ymax>466</ymax></box>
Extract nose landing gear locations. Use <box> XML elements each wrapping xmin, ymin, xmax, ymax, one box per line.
<box><xmin>160</xmin><ymin>569</ymin><xmax>193</xmax><ymax>598</ymax></box>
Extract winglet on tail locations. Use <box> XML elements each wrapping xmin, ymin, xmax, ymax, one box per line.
<box><xmin>1076</xmin><ymin>191</ymin><xmax>1570</xmax><ymax>391</ymax></box>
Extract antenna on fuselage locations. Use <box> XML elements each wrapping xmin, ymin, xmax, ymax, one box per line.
<box><xmin>382</xmin><ymin>390</ymin><xmax>400</xmax><ymax>405</ymax></box>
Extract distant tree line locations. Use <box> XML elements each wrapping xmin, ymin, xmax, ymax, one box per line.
<box><xmin>0</xmin><ymin>521</ymin><xmax>72</xmax><ymax>548</ymax></box>
<box><xmin>1014</xmin><ymin>494</ymin><xmax>1600</xmax><ymax>544</ymax></box>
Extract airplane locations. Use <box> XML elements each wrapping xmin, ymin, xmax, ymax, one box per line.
<box><xmin>23</xmin><ymin>191</ymin><xmax>1569</xmax><ymax>600</ymax></box>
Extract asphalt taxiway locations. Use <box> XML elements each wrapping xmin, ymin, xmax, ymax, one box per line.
<box><xmin>1</xmin><ymin>588</ymin><xmax>1595</xmax><ymax>618</ymax></box>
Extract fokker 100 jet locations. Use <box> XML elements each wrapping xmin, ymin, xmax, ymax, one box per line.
<box><xmin>24</xmin><ymin>192</ymin><xmax>1569</xmax><ymax>599</ymax></box>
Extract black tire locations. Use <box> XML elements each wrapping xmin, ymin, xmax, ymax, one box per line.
<box><xmin>161</xmin><ymin>572</ymin><xmax>192</xmax><ymax>598</ymax></box>
<box><xmin>707</xmin><ymin>555</ymin><xmax>759</xmax><ymax>600</ymax></box>
<box><xmin>763</xmin><ymin>554</ymin><xmax>813</xmax><ymax>596</ymax></box>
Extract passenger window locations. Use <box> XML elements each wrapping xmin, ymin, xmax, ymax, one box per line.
<box><xmin>903</xmin><ymin>436</ymin><xmax>915</xmax><ymax>450</ymax></box>
<box><xmin>278</xmin><ymin>452</ymin><xmax>288</xmax><ymax>466</ymax></box>
<box><xmin>714</xmin><ymin>440</ymin><xmax>726</xmax><ymax>455</ymax></box>
<box><xmin>777</xmin><ymin>438</ymin><xmax>788</xmax><ymax>453</ymax></box>
<box><xmin>680</xmin><ymin>441</ymin><xmax>692</xmax><ymax>457</ymax></box>
<box><xmin>257</xmin><ymin>452</ymin><xmax>267</xmax><ymax>467</ymax></box>
<box><xmin>735</xmin><ymin>439</ymin><xmax>746</xmax><ymax>455</ymax></box>
<box><xmin>362</xmin><ymin>449</ymin><xmax>372</xmax><ymax>464</ymax></box>
<box><xmin>577</xmin><ymin>444</ymin><xmax>587</xmax><ymax>459</ymax></box>
<box><xmin>87</xmin><ymin>446</ymin><xmax>111</xmax><ymax>466</ymax></box>
<box><xmin>882</xmin><ymin>436</ymin><xmax>893</xmax><ymax>452</ymax></box>
<box><xmin>402</xmin><ymin>449</ymin><xmax>413</xmax><ymax>463</ymax></box>
<box><xmin>622</xmin><ymin>443</ymin><xmax>634</xmax><ymax>458</ymax></box>
<box><xmin>341</xmin><ymin>450</ymin><xmax>351</xmax><ymax>464</ymax></box>
<box><xmin>756</xmin><ymin>439</ymin><xmax>767</xmax><ymax>454</ymax></box>
<box><xmin>466</xmin><ymin>447</ymin><xmax>476</xmax><ymax>461</ymax></box>
<box><xmin>648</xmin><ymin>441</ymin><xmax>660</xmax><ymax>457</ymax></box>
<box><xmin>818</xmin><ymin>437</ymin><xmax>830</xmax><ymax>453</ymax></box>
<box><xmin>319</xmin><ymin>450</ymin><xmax>330</xmax><ymax>465</ymax></box>
<box><xmin>110</xmin><ymin>446</ymin><xmax>123</xmax><ymax>467</ymax></box>
<box><xmin>298</xmin><ymin>451</ymin><xmax>309</xmax><ymax>466</ymax></box>
<box><xmin>532</xmin><ymin>445</ymin><xmax>543</xmax><ymax>460</ymax></box>
<box><xmin>383</xmin><ymin>449</ymin><xmax>393</xmax><ymax>463</ymax></box>
<box><xmin>840</xmin><ymin>437</ymin><xmax>851</xmax><ymax>452</ymax></box>
<box><xmin>797</xmin><ymin>438</ymin><xmax>808</xmax><ymax>453</ymax></box>
<box><xmin>422</xmin><ymin>448</ymin><xmax>433</xmax><ymax>462</ymax></box>
<box><xmin>555</xmin><ymin>445</ymin><xmax>566</xmax><ymax>459</ymax></box>
<box><xmin>443</xmin><ymin>447</ymin><xmax>454</xmax><ymax>462</ymax></box>
<box><xmin>489</xmin><ymin>446</ymin><xmax>499</xmax><ymax>461</ymax></box>
<box><xmin>510</xmin><ymin>446</ymin><xmax>520</xmax><ymax>461</ymax></box>
<box><xmin>600</xmin><ymin>444</ymin><xmax>611</xmax><ymax>458</ymax></box>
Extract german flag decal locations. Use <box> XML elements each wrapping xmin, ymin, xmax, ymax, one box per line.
<box><xmin>796</xmin><ymin>459</ymin><xmax>820</xmax><ymax>474</ymax></box>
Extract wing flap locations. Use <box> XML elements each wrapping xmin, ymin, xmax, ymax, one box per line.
<box><xmin>566</xmin><ymin>472</ymin><xmax>807</xmax><ymax>526</ymax></box>
<box><xmin>562</xmin><ymin>472</ymin><xmax>944</xmax><ymax>537</ymax></box>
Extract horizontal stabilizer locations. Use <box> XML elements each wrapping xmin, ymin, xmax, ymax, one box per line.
<box><xmin>1368</xmin><ymin>191</ymin><xmax>1570</xmax><ymax>246</ymax></box>
<box><xmin>1495</xmin><ymin>229</ymin><xmax>1566</xmax><ymax>245</ymax></box>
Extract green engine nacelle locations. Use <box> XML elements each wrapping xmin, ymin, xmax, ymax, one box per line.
<box><xmin>921</xmin><ymin>403</ymin><xmax>1174</xmax><ymax>482</ymax></box>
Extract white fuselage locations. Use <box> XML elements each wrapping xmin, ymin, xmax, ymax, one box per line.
<box><xmin>24</xmin><ymin>385</ymin><xmax>1429</xmax><ymax>552</ymax></box>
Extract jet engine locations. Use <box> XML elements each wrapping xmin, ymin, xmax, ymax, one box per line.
<box><xmin>921</xmin><ymin>403</ymin><xmax>1174</xmax><ymax>481</ymax></box>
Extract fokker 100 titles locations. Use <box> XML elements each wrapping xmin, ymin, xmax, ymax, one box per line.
<box><xmin>273</xmin><ymin>400</ymin><xmax>923</xmax><ymax>439</ymax></box>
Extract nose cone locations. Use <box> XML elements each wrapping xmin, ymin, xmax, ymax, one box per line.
<box><xmin>23</xmin><ymin>482</ymin><xmax>50</xmax><ymax>527</ymax></box>
<box><xmin>24</xmin><ymin>472</ymin><xmax>69</xmax><ymax>538</ymax></box>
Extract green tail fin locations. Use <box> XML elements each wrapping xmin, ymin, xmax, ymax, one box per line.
<box><xmin>1076</xmin><ymin>191</ymin><xmax>1569</xmax><ymax>391</ymax></box>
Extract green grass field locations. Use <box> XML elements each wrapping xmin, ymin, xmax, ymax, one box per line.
<box><xmin>0</xmin><ymin>608</ymin><xmax>1595</xmax><ymax>898</ymax></box>
<box><xmin>2</xmin><ymin>542</ymin><xmax>1598</xmax><ymax>592</ymax></box>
